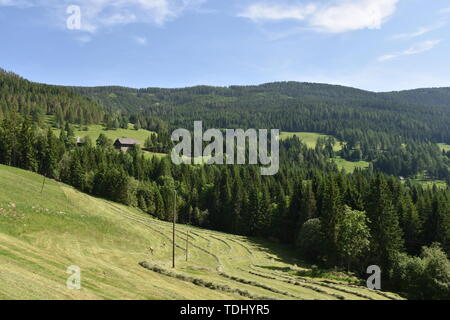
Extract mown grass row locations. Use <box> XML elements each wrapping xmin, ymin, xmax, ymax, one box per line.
<box><xmin>250</xmin><ymin>265</ymin><xmax>400</xmax><ymax>300</ymax></box>
<box><xmin>218</xmin><ymin>271</ymin><xmax>305</xmax><ymax>300</ymax></box>
<box><xmin>244</xmin><ymin>270</ymin><xmax>346</xmax><ymax>300</ymax></box>
<box><xmin>139</xmin><ymin>261</ymin><xmax>274</xmax><ymax>300</ymax></box>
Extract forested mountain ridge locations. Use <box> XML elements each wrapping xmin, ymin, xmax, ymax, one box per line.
<box><xmin>72</xmin><ymin>81</ymin><xmax>450</xmax><ymax>179</ymax></box>
<box><xmin>2</xmin><ymin>68</ymin><xmax>448</xmax><ymax>143</ymax></box>
<box><xmin>1</xmin><ymin>69</ymin><xmax>449</xmax><ymax>179</ymax></box>
<box><xmin>383</xmin><ymin>87</ymin><xmax>450</xmax><ymax>109</ymax></box>
<box><xmin>73</xmin><ymin>81</ymin><xmax>450</xmax><ymax>111</ymax></box>
<box><xmin>71</xmin><ymin>82</ymin><xmax>450</xmax><ymax>143</ymax></box>
<box><xmin>0</xmin><ymin>69</ymin><xmax>104</xmax><ymax>126</ymax></box>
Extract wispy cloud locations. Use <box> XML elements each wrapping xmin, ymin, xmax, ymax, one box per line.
<box><xmin>238</xmin><ymin>3</ymin><xmax>316</xmax><ymax>22</ymax></box>
<box><xmin>440</xmin><ymin>7</ymin><xmax>450</xmax><ymax>14</ymax></box>
<box><xmin>0</xmin><ymin>0</ymin><xmax>32</xmax><ymax>7</ymax></box>
<box><xmin>392</xmin><ymin>21</ymin><xmax>446</xmax><ymax>40</ymax></box>
<box><xmin>133</xmin><ymin>35</ymin><xmax>148</xmax><ymax>45</ymax></box>
<box><xmin>76</xmin><ymin>35</ymin><xmax>92</xmax><ymax>43</ymax></box>
<box><xmin>378</xmin><ymin>40</ymin><xmax>442</xmax><ymax>62</ymax></box>
<box><xmin>0</xmin><ymin>0</ymin><xmax>206</xmax><ymax>32</ymax></box>
<box><xmin>238</xmin><ymin>0</ymin><xmax>399</xmax><ymax>33</ymax></box>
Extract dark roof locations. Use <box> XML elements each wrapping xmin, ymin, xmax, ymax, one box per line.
<box><xmin>115</xmin><ymin>138</ymin><xmax>139</xmax><ymax>145</ymax></box>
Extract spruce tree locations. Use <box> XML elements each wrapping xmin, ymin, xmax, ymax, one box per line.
<box><xmin>366</xmin><ymin>174</ymin><xmax>404</xmax><ymax>270</ymax></box>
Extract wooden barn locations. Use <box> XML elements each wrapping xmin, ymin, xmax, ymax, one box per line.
<box><xmin>114</xmin><ymin>138</ymin><xmax>138</xmax><ymax>152</ymax></box>
<box><xmin>76</xmin><ymin>137</ymin><xmax>85</xmax><ymax>146</ymax></box>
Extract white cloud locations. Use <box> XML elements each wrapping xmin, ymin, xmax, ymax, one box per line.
<box><xmin>440</xmin><ymin>7</ymin><xmax>450</xmax><ymax>14</ymax></box>
<box><xmin>392</xmin><ymin>21</ymin><xmax>446</xmax><ymax>40</ymax></box>
<box><xmin>378</xmin><ymin>40</ymin><xmax>442</xmax><ymax>62</ymax></box>
<box><xmin>0</xmin><ymin>0</ymin><xmax>32</xmax><ymax>7</ymax></box>
<box><xmin>133</xmin><ymin>35</ymin><xmax>148</xmax><ymax>45</ymax></box>
<box><xmin>392</xmin><ymin>27</ymin><xmax>434</xmax><ymax>40</ymax></box>
<box><xmin>238</xmin><ymin>3</ymin><xmax>316</xmax><ymax>22</ymax></box>
<box><xmin>76</xmin><ymin>35</ymin><xmax>93</xmax><ymax>43</ymax></box>
<box><xmin>311</xmin><ymin>0</ymin><xmax>399</xmax><ymax>33</ymax></box>
<box><xmin>0</xmin><ymin>0</ymin><xmax>206</xmax><ymax>32</ymax></box>
<box><xmin>239</xmin><ymin>0</ymin><xmax>399</xmax><ymax>33</ymax></box>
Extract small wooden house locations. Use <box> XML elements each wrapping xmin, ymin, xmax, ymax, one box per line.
<box><xmin>76</xmin><ymin>137</ymin><xmax>85</xmax><ymax>147</ymax></box>
<box><xmin>114</xmin><ymin>138</ymin><xmax>138</xmax><ymax>152</ymax></box>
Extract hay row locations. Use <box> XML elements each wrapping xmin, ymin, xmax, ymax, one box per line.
<box><xmin>251</xmin><ymin>265</ymin><xmax>395</xmax><ymax>301</ymax></box>
<box><xmin>336</xmin><ymin>281</ymin><xmax>402</xmax><ymax>300</ymax></box>
<box><xmin>218</xmin><ymin>272</ymin><xmax>305</xmax><ymax>300</ymax></box>
<box><xmin>246</xmin><ymin>270</ymin><xmax>346</xmax><ymax>300</ymax></box>
<box><xmin>139</xmin><ymin>261</ymin><xmax>274</xmax><ymax>300</ymax></box>
<box><xmin>209</xmin><ymin>235</ymin><xmax>232</xmax><ymax>253</ymax></box>
<box><xmin>224</xmin><ymin>238</ymin><xmax>254</xmax><ymax>256</ymax></box>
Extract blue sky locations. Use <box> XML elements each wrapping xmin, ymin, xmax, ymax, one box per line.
<box><xmin>0</xmin><ymin>0</ymin><xmax>449</xmax><ymax>91</ymax></box>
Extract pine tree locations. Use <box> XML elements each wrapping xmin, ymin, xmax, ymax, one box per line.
<box><xmin>366</xmin><ymin>174</ymin><xmax>404</xmax><ymax>270</ymax></box>
<box><xmin>299</xmin><ymin>181</ymin><xmax>317</xmax><ymax>225</ymax></box>
<box><xmin>42</xmin><ymin>128</ymin><xmax>58</xmax><ymax>179</ymax></box>
<box><xmin>422</xmin><ymin>194</ymin><xmax>449</xmax><ymax>252</ymax></box>
<box><xmin>398</xmin><ymin>194</ymin><xmax>421</xmax><ymax>255</ymax></box>
<box><xmin>320</xmin><ymin>176</ymin><xmax>344</xmax><ymax>264</ymax></box>
<box><xmin>18</xmin><ymin>118</ymin><xmax>37</xmax><ymax>171</ymax></box>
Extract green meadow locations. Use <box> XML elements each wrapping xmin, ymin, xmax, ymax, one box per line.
<box><xmin>437</xmin><ymin>143</ymin><xmax>450</xmax><ymax>153</ymax></box>
<box><xmin>279</xmin><ymin>131</ymin><xmax>343</xmax><ymax>152</ymax></box>
<box><xmin>279</xmin><ymin>132</ymin><xmax>370</xmax><ymax>173</ymax></box>
<box><xmin>52</xmin><ymin>123</ymin><xmax>154</xmax><ymax>145</ymax></box>
<box><xmin>333</xmin><ymin>157</ymin><xmax>371</xmax><ymax>173</ymax></box>
<box><xmin>50</xmin><ymin>124</ymin><xmax>374</xmax><ymax>174</ymax></box>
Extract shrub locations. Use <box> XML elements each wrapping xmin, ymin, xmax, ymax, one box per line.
<box><xmin>296</xmin><ymin>218</ymin><xmax>327</xmax><ymax>264</ymax></box>
<box><xmin>390</xmin><ymin>244</ymin><xmax>450</xmax><ymax>300</ymax></box>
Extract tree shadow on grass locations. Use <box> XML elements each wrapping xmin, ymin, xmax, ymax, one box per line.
<box><xmin>243</xmin><ymin>236</ymin><xmax>312</xmax><ymax>269</ymax></box>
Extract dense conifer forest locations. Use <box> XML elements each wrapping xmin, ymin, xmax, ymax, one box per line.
<box><xmin>74</xmin><ymin>82</ymin><xmax>450</xmax><ymax>179</ymax></box>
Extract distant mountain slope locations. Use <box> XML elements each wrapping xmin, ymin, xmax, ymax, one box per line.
<box><xmin>382</xmin><ymin>88</ymin><xmax>450</xmax><ymax>109</ymax></box>
<box><xmin>72</xmin><ymin>81</ymin><xmax>450</xmax><ymax>113</ymax></box>
<box><xmin>1</xmin><ymin>67</ymin><xmax>449</xmax><ymax>147</ymax></box>
<box><xmin>72</xmin><ymin>81</ymin><xmax>450</xmax><ymax>144</ymax></box>
<box><xmin>0</xmin><ymin>69</ymin><xmax>104</xmax><ymax>125</ymax></box>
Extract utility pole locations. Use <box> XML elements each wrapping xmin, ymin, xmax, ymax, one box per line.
<box><xmin>40</xmin><ymin>176</ymin><xmax>46</xmax><ymax>194</ymax></box>
<box><xmin>172</xmin><ymin>190</ymin><xmax>177</xmax><ymax>269</ymax></box>
<box><xmin>186</xmin><ymin>230</ymin><xmax>189</xmax><ymax>262</ymax></box>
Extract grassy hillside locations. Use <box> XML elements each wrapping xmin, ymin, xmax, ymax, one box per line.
<box><xmin>0</xmin><ymin>165</ymin><xmax>402</xmax><ymax>300</ymax></box>
<box><xmin>279</xmin><ymin>132</ymin><xmax>370</xmax><ymax>173</ymax></box>
<box><xmin>50</xmin><ymin>120</ymin><xmax>166</xmax><ymax>158</ymax></box>
<box><xmin>333</xmin><ymin>157</ymin><xmax>370</xmax><ymax>173</ymax></box>
<box><xmin>52</xmin><ymin>123</ymin><xmax>154</xmax><ymax>145</ymax></box>
<box><xmin>279</xmin><ymin>132</ymin><xmax>342</xmax><ymax>152</ymax></box>
<box><xmin>438</xmin><ymin>143</ymin><xmax>450</xmax><ymax>153</ymax></box>
<box><xmin>50</xmin><ymin>123</ymin><xmax>372</xmax><ymax>173</ymax></box>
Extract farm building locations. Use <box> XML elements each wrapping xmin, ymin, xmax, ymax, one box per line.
<box><xmin>76</xmin><ymin>137</ymin><xmax>85</xmax><ymax>146</ymax></box>
<box><xmin>114</xmin><ymin>138</ymin><xmax>139</xmax><ymax>152</ymax></box>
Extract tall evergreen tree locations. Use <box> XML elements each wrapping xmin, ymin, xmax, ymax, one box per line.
<box><xmin>366</xmin><ymin>174</ymin><xmax>404</xmax><ymax>270</ymax></box>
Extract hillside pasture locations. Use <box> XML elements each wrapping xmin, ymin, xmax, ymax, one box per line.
<box><xmin>333</xmin><ymin>157</ymin><xmax>370</xmax><ymax>173</ymax></box>
<box><xmin>0</xmin><ymin>165</ymin><xmax>402</xmax><ymax>300</ymax></box>
<box><xmin>52</xmin><ymin>123</ymin><xmax>154</xmax><ymax>145</ymax></box>
<box><xmin>437</xmin><ymin>143</ymin><xmax>450</xmax><ymax>153</ymax></box>
<box><xmin>279</xmin><ymin>132</ymin><xmax>343</xmax><ymax>152</ymax></box>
